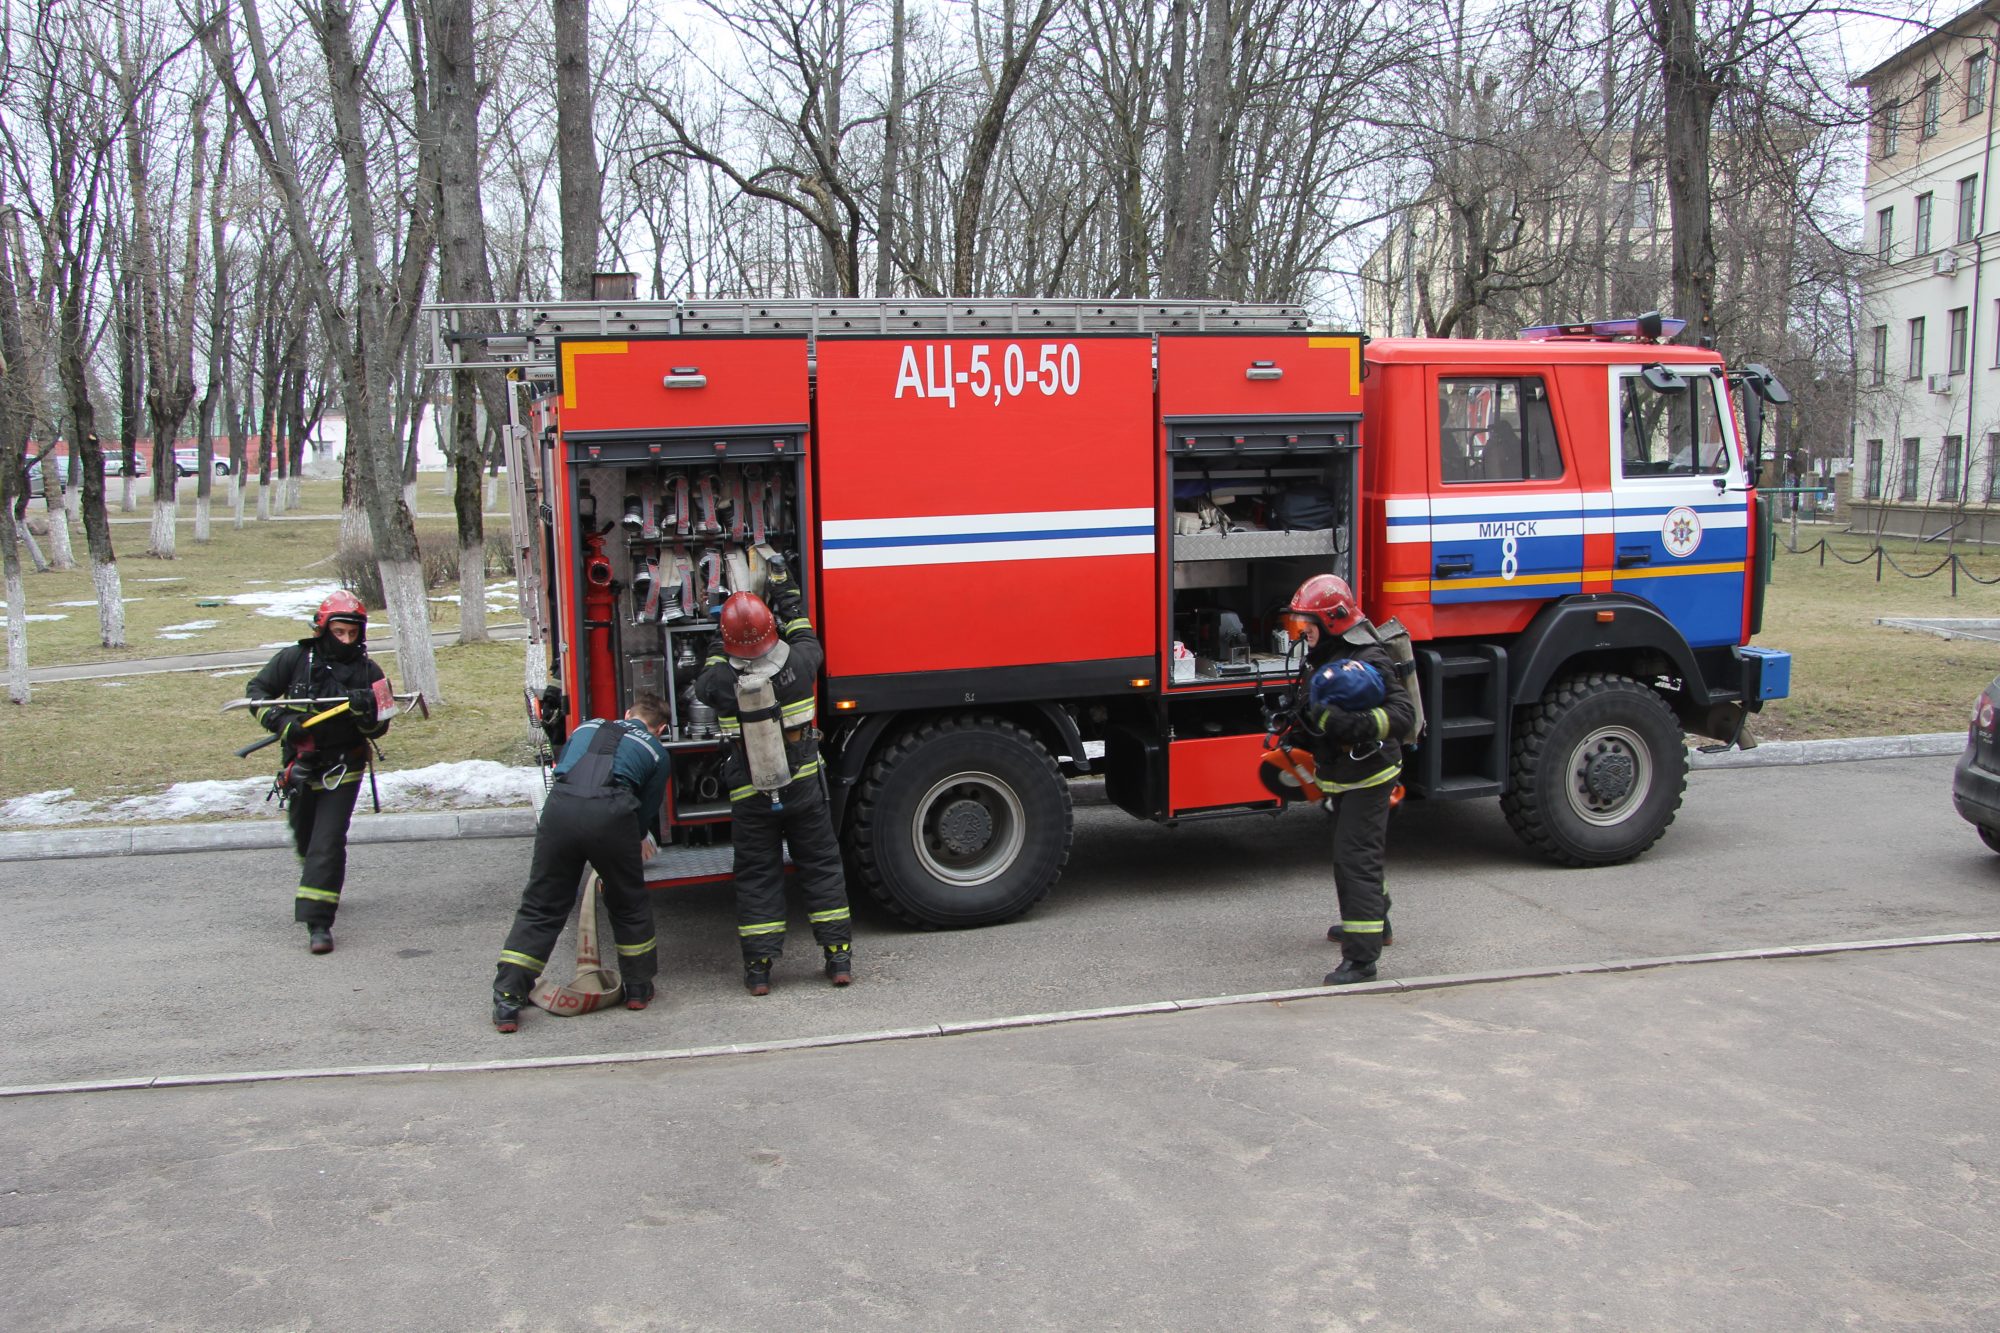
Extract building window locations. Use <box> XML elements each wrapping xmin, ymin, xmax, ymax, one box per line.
<box><xmin>1951</xmin><ymin>306</ymin><xmax>1969</xmax><ymax>373</ymax></box>
<box><xmin>1900</xmin><ymin>439</ymin><xmax>1922</xmax><ymax>500</ymax></box>
<box><xmin>1987</xmin><ymin>434</ymin><xmax>2000</xmax><ymax>501</ymax></box>
<box><xmin>1871</xmin><ymin>324</ymin><xmax>1888</xmax><ymax>386</ymax></box>
<box><xmin>1877</xmin><ymin>207</ymin><xmax>1895</xmax><ymax>262</ymax></box>
<box><xmin>1909</xmin><ymin>316</ymin><xmax>1926</xmax><ymax>378</ymax></box>
<box><xmin>1866</xmin><ymin>439</ymin><xmax>1885</xmax><ymax>499</ymax></box>
<box><xmin>1972</xmin><ymin>52</ymin><xmax>1990</xmax><ymax>118</ymax></box>
<box><xmin>1959</xmin><ymin>175</ymin><xmax>1979</xmax><ymax>243</ymax></box>
<box><xmin>1942</xmin><ymin>435</ymin><xmax>1965</xmax><ymax>500</ymax></box>
<box><xmin>1879</xmin><ymin>99</ymin><xmax>1902</xmax><ymax>158</ymax></box>
<box><xmin>1924</xmin><ymin>76</ymin><xmax>1943</xmax><ymax>137</ymax></box>
<box><xmin>1916</xmin><ymin>192</ymin><xmax>1934</xmax><ymax>254</ymax></box>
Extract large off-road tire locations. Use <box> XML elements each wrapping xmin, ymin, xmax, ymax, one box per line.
<box><xmin>1502</xmin><ymin>672</ymin><xmax>1687</xmax><ymax>867</ymax></box>
<box><xmin>1977</xmin><ymin>824</ymin><xmax>2000</xmax><ymax>856</ymax></box>
<box><xmin>846</xmin><ymin>715</ymin><xmax>1072</xmax><ymax>928</ymax></box>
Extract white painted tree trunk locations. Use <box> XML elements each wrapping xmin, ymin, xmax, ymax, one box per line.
<box><xmin>232</xmin><ymin>479</ymin><xmax>245</xmax><ymax>529</ymax></box>
<box><xmin>120</xmin><ymin>474</ymin><xmax>135</xmax><ymax>512</ymax></box>
<box><xmin>65</xmin><ymin>489</ymin><xmax>80</xmax><ymax>525</ymax></box>
<box><xmin>485</xmin><ymin>475</ymin><xmax>499</xmax><ymax>508</ymax></box>
<box><xmin>5</xmin><ymin>568</ymin><xmax>27</xmax><ymax>703</ymax></box>
<box><xmin>339</xmin><ymin>502</ymin><xmax>371</xmax><ymax>555</ymax></box>
<box><xmin>524</xmin><ymin>637</ymin><xmax>548</xmax><ymax>694</ymax></box>
<box><xmin>195</xmin><ymin>495</ymin><xmax>211</xmax><ymax>542</ymax></box>
<box><xmin>288</xmin><ymin>475</ymin><xmax>302</xmax><ymax>510</ymax></box>
<box><xmin>458</xmin><ymin>540</ymin><xmax>488</xmax><ymax>642</ymax></box>
<box><xmin>41</xmin><ymin>497</ymin><xmax>75</xmax><ymax>570</ymax></box>
<box><xmin>149</xmin><ymin>495</ymin><xmax>178</xmax><ymax>558</ymax></box>
<box><xmin>378</xmin><ymin>556</ymin><xmax>441</xmax><ymax>703</ymax></box>
<box><xmin>21</xmin><ymin>525</ymin><xmax>48</xmax><ymax>573</ymax></box>
<box><xmin>271</xmin><ymin>478</ymin><xmax>288</xmax><ymax>516</ymax></box>
<box><xmin>92</xmin><ymin>559</ymin><xmax>126</xmax><ymax>647</ymax></box>
<box><xmin>403</xmin><ymin>481</ymin><xmax>419</xmax><ymax>516</ymax></box>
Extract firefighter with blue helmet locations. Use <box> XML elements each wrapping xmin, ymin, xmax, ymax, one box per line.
<box><xmin>491</xmin><ymin>693</ymin><xmax>673</xmax><ymax>1033</ymax></box>
<box><xmin>692</xmin><ymin>563</ymin><xmax>853</xmax><ymax>995</ymax></box>
<box><xmin>1282</xmin><ymin>573</ymin><xmax>1415</xmax><ymax>985</ymax></box>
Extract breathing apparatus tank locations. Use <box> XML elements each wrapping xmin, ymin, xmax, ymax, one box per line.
<box><xmin>735</xmin><ymin>667</ymin><xmax>790</xmax><ymax>793</ymax></box>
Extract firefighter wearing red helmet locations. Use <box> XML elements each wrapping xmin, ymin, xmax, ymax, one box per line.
<box><xmin>692</xmin><ymin>561</ymin><xmax>854</xmax><ymax>994</ymax></box>
<box><xmin>244</xmin><ymin>589</ymin><xmax>390</xmax><ymax>955</ymax></box>
<box><xmin>1281</xmin><ymin>573</ymin><xmax>1414</xmax><ymax>985</ymax></box>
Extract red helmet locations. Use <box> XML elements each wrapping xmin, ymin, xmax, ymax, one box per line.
<box><xmin>1284</xmin><ymin>574</ymin><xmax>1361</xmax><ymax>638</ymax></box>
<box><xmin>719</xmin><ymin>592</ymin><xmax>778</xmax><ymax>658</ymax></box>
<box><xmin>313</xmin><ymin>589</ymin><xmax>368</xmax><ymax>633</ymax></box>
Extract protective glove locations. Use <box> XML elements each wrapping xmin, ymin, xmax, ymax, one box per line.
<box><xmin>1323</xmin><ymin>706</ymin><xmax>1379</xmax><ymax>745</ymax></box>
<box><xmin>347</xmin><ymin>687</ymin><xmax>379</xmax><ymax>722</ymax></box>
<box><xmin>261</xmin><ymin>706</ymin><xmax>304</xmax><ymax>738</ymax></box>
<box><xmin>765</xmin><ymin>564</ymin><xmax>803</xmax><ymax>621</ymax></box>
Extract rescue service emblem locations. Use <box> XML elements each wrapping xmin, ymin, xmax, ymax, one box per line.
<box><xmin>1662</xmin><ymin>506</ymin><xmax>1702</xmax><ymax>558</ymax></box>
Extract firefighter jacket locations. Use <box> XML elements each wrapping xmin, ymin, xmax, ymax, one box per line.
<box><xmin>247</xmin><ymin>637</ymin><xmax>390</xmax><ymax>772</ymax></box>
<box><xmin>1300</xmin><ymin>624</ymin><xmax>1413</xmax><ymax>795</ymax></box>
<box><xmin>693</xmin><ymin>613</ymin><xmax>825</xmax><ymax>803</ymax></box>
<box><xmin>549</xmin><ymin>717</ymin><xmax>673</xmax><ymax>841</ymax></box>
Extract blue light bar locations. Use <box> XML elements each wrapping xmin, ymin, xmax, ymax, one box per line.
<box><xmin>1517</xmin><ymin>315</ymin><xmax>1687</xmax><ymax>343</ymax></box>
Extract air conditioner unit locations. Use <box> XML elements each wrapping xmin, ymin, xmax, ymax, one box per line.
<box><xmin>1928</xmin><ymin>371</ymin><xmax>1954</xmax><ymax>393</ymax></box>
<box><xmin>1935</xmin><ymin>250</ymin><xmax>1961</xmax><ymax>274</ymax></box>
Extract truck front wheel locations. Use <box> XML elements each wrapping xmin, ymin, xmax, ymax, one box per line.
<box><xmin>846</xmin><ymin>715</ymin><xmax>1073</xmax><ymax>927</ymax></box>
<box><xmin>1502</xmin><ymin>673</ymin><xmax>1686</xmax><ymax>867</ymax></box>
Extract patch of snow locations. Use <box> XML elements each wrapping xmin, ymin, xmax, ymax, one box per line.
<box><xmin>209</xmin><ymin>669</ymin><xmax>255</xmax><ymax>679</ymax></box>
<box><xmin>97</xmin><ymin>680</ymin><xmax>128</xmax><ymax>688</ymax></box>
<box><xmin>53</xmin><ymin>599</ymin><xmax>141</xmax><ymax>607</ymax></box>
<box><xmin>22</xmin><ymin>614</ymin><xmax>66</xmax><ymax>622</ymax></box>
<box><xmin>0</xmin><ymin>761</ymin><xmax>542</xmax><ymax>827</ymax></box>
<box><xmin>133</xmin><ymin>576</ymin><xmax>186</xmax><ymax>583</ymax></box>
<box><xmin>157</xmin><ymin>619</ymin><xmax>220</xmax><ymax>641</ymax></box>
<box><xmin>219</xmin><ymin>583</ymin><xmax>340</xmax><ymax>620</ymax></box>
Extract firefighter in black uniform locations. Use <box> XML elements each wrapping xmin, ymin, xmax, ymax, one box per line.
<box><xmin>1282</xmin><ymin>574</ymin><xmax>1415</xmax><ymax>986</ymax></box>
<box><xmin>246</xmin><ymin>590</ymin><xmax>390</xmax><ymax>955</ymax></box>
<box><xmin>693</xmin><ymin>565</ymin><xmax>853</xmax><ymax>995</ymax></box>
<box><xmin>491</xmin><ymin>693</ymin><xmax>673</xmax><ymax>1033</ymax></box>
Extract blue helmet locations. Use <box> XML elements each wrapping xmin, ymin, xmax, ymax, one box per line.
<box><xmin>1309</xmin><ymin>658</ymin><xmax>1385</xmax><ymax>713</ymax></box>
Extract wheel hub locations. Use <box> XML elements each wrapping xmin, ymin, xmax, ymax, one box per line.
<box><xmin>935</xmin><ymin>798</ymin><xmax>995</xmax><ymax>856</ymax></box>
<box><xmin>1583</xmin><ymin>750</ymin><xmax>1637</xmax><ymax>803</ymax></box>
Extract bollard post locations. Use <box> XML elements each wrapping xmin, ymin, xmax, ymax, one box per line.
<box><xmin>1952</xmin><ymin>554</ymin><xmax>1959</xmax><ymax>597</ymax></box>
<box><xmin>1876</xmin><ymin>546</ymin><xmax>1884</xmax><ymax>582</ymax></box>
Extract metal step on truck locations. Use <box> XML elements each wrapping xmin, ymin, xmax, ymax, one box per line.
<box><xmin>423</xmin><ymin>297</ymin><xmax>1791</xmax><ymax>928</ymax></box>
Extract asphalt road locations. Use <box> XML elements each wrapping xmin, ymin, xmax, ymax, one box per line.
<box><xmin>4</xmin><ymin>755</ymin><xmax>1999</xmax><ymax>1331</ymax></box>
<box><xmin>3</xmin><ymin>753</ymin><xmax>1997</xmax><ymax>1089</ymax></box>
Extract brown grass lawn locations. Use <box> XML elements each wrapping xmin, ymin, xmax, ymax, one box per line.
<box><xmin>5</xmin><ymin>509</ymin><xmax>1998</xmax><ymax>814</ymax></box>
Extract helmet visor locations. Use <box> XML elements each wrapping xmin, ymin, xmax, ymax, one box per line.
<box><xmin>1279</xmin><ymin>611</ymin><xmax>1316</xmax><ymax>641</ymax></box>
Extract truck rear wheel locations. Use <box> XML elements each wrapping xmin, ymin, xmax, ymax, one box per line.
<box><xmin>847</xmin><ymin>715</ymin><xmax>1073</xmax><ymax>927</ymax></box>
<box><xmin>1502</xmin><ymin>673</ymin><xmax>1686</xmax><ymax>867</ymax></box>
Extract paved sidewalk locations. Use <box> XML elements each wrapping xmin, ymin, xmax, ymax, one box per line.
<box><xmin>25</xmin><ymin>620</ymin><xmax>526</xmax><ymax>683</ymax></box>
<box><xmin>0</xmin><ymin>731</ymin><xmax>1967</xmax><ymax>863</ymax></box>
<box><xmin>3</xmin><ymin>942</ymin><xmax>1995</xmax><ymax>1329</ymax></box>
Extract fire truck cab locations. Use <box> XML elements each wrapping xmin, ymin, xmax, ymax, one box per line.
<box><xmin>428</xmin><ymin>299</ymin><xmax>1790</xmax><ymax>929</ymax></box>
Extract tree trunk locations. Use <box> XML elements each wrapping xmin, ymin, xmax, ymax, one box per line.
<box><xmin>950</xmin><ymin>0</ymin><xmax>1062</xmax><ymax>297</ymax></box>
<box><xmin>0</xmin><ymin>225</ymin><xmax>29</xmax><ymax>702</ymax></box>
<box><xmin>875</xmin><ymin>0</ymin><xmax>907</xmax><ymax>296</ymax></box>
<box><xmin>1652</xmin><ymin>0</ymin><xmax>1718</xmax><ymax>344</ymax></box>
<box><xmin>37</xmin><ymin>455</ymin><xmax>76</xmax><ymax>569</ymax></box>
<box><xmin>552</xmin><ymin>0</ymin><xmax>602</xmax><ymax>299</ymax></box>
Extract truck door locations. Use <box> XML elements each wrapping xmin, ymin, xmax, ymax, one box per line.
<box><xmin>1606</xmin><ymin>364</ymin><xmax>1748</xmax><ymax>648</ymax></box>
<box><xmin>1422</xmin><ymin>373</ymin><xmax>1581</xmax><ymax>625</ymax></box>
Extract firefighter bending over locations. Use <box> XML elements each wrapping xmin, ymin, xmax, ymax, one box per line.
<box><xmin>693</xmin><ymin>564</ymin><xmax>854</xmax><ymax>995</ymax></box>
<box><xmin>246</xmin><ymin>590</ymin><xmax>390</xmax><ymax>956</ymax></box>
<box><xmin>1283</xmin><ymin>574</ymin><xmax>1414</xmax><ymax>986</ymax></box>
<box><xmin>491</xmin><ymin>693</ymin><xmax>672</xmax><ymax>1033</ymax></box>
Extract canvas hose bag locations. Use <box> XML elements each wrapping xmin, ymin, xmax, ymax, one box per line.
<box><xmin>529</xmin><ymin>871</ymin><xmax>624</xmax><ymax>1015</ymax></box>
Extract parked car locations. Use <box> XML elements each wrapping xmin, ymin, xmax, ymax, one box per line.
<box><xmin>173</xmin><ymin>448</ymin><xmax>232</xmax><ymax>477</ymax></box>
<box><xmin>101</xmin><ymin>452</ymin><xmax>149</xmax><ymax>478</ymax></box>
<box><xmin>1951</xmin><ymin>674</ymin><xmax>2000</xmax><ymax>854</ymax></box>
<box><xmin>20</xmin><ymin>455</ymin><xmax>64</xmax><ymax>500</ymax></box>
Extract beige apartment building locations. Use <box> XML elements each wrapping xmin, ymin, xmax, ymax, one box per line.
<box><xmin>1854</xmin><ymin>3</ymin><xmax>2000</xmax><ymax>543</ymax></box>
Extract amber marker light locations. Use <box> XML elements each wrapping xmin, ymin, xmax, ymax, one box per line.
<box><xmin>1129</xmin><ymin>678</ymin><xmax>1152</xmax><ymax>689</ymax></box>
<box><xmin>1596</xmin><ymin>610</ymin><xmax>1616</xmax><ymax>622</ymax></box>
<box><xmin>834</xmin><ymin>699</ymin><xmax>858</xmax><ymax>711</ymax></box>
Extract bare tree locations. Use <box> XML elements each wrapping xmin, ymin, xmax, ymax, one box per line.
<box><xmin>949</xmin><ymin>0</ymin><xmax>1062</xmax><ymax>295</ymax></box>
<box><xmin>200</xmin><ymin>0</ymin><xmax>444</xmax><ymax>701</ymax></box>
<box><xmin>553</xmin><ymin>0</ymin><xmax>603</xmax><ymax>298</ymax></box>
<box><xmin>0</xmin><ymin>211</ymin><xmax>31</xmax><ymax>703</ymax></box>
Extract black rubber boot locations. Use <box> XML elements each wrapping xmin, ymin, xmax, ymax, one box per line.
<box><xmin>307</xmin><ymin>924</ymin><xmax>334</xmax><ymax>955</ymax></box>
<box><xmin>744</xmin><ymin>958</ymin><xmax>773</xmax><ymax>996</ymax></box>
<box><xmin>823</xmin><ymin>944</ymin><xmax>853</xmax><ymax>987</ymax></box>
<box><xmin>1324</xmin><ymin>960</ymin><xmax>1379</xmax><ymax>986</ymax></box>
<box><xmin>492</xmin><ymin>992</ymin><xmax>525</xmax><ymax>1033</ymax></box>
<box><xmin>624</xmin><ymin>979</ymin><xmax>656</xmax><ymax>1011</ymax></box>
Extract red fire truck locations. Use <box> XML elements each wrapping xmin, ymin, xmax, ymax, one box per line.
<box><xmin>426</xmin><ymin>299</ymin><xmax>1791</xmax><ymax>927</ymax></box>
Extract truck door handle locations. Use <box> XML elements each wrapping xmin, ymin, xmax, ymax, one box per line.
<box><xmin>1434</xmin><ymin>554</ymin><xmax>1474</xmax><ymax>576</ymax></box>
<box><xmin>1616</xmin><ymin>547</ymin><xmax>1652</xmax><ymax>569</ymax></box>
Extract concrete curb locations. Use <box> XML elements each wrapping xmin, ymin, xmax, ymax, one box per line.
<box><xmin>3</xmin><ymin>932</ymin><xmax>1993</xmax><ymax>1100</ymax></box>
<box><xmin>0</xmin><ymin>732</ymin><xmax>1967</xmax><ymax>863</ymax></box>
